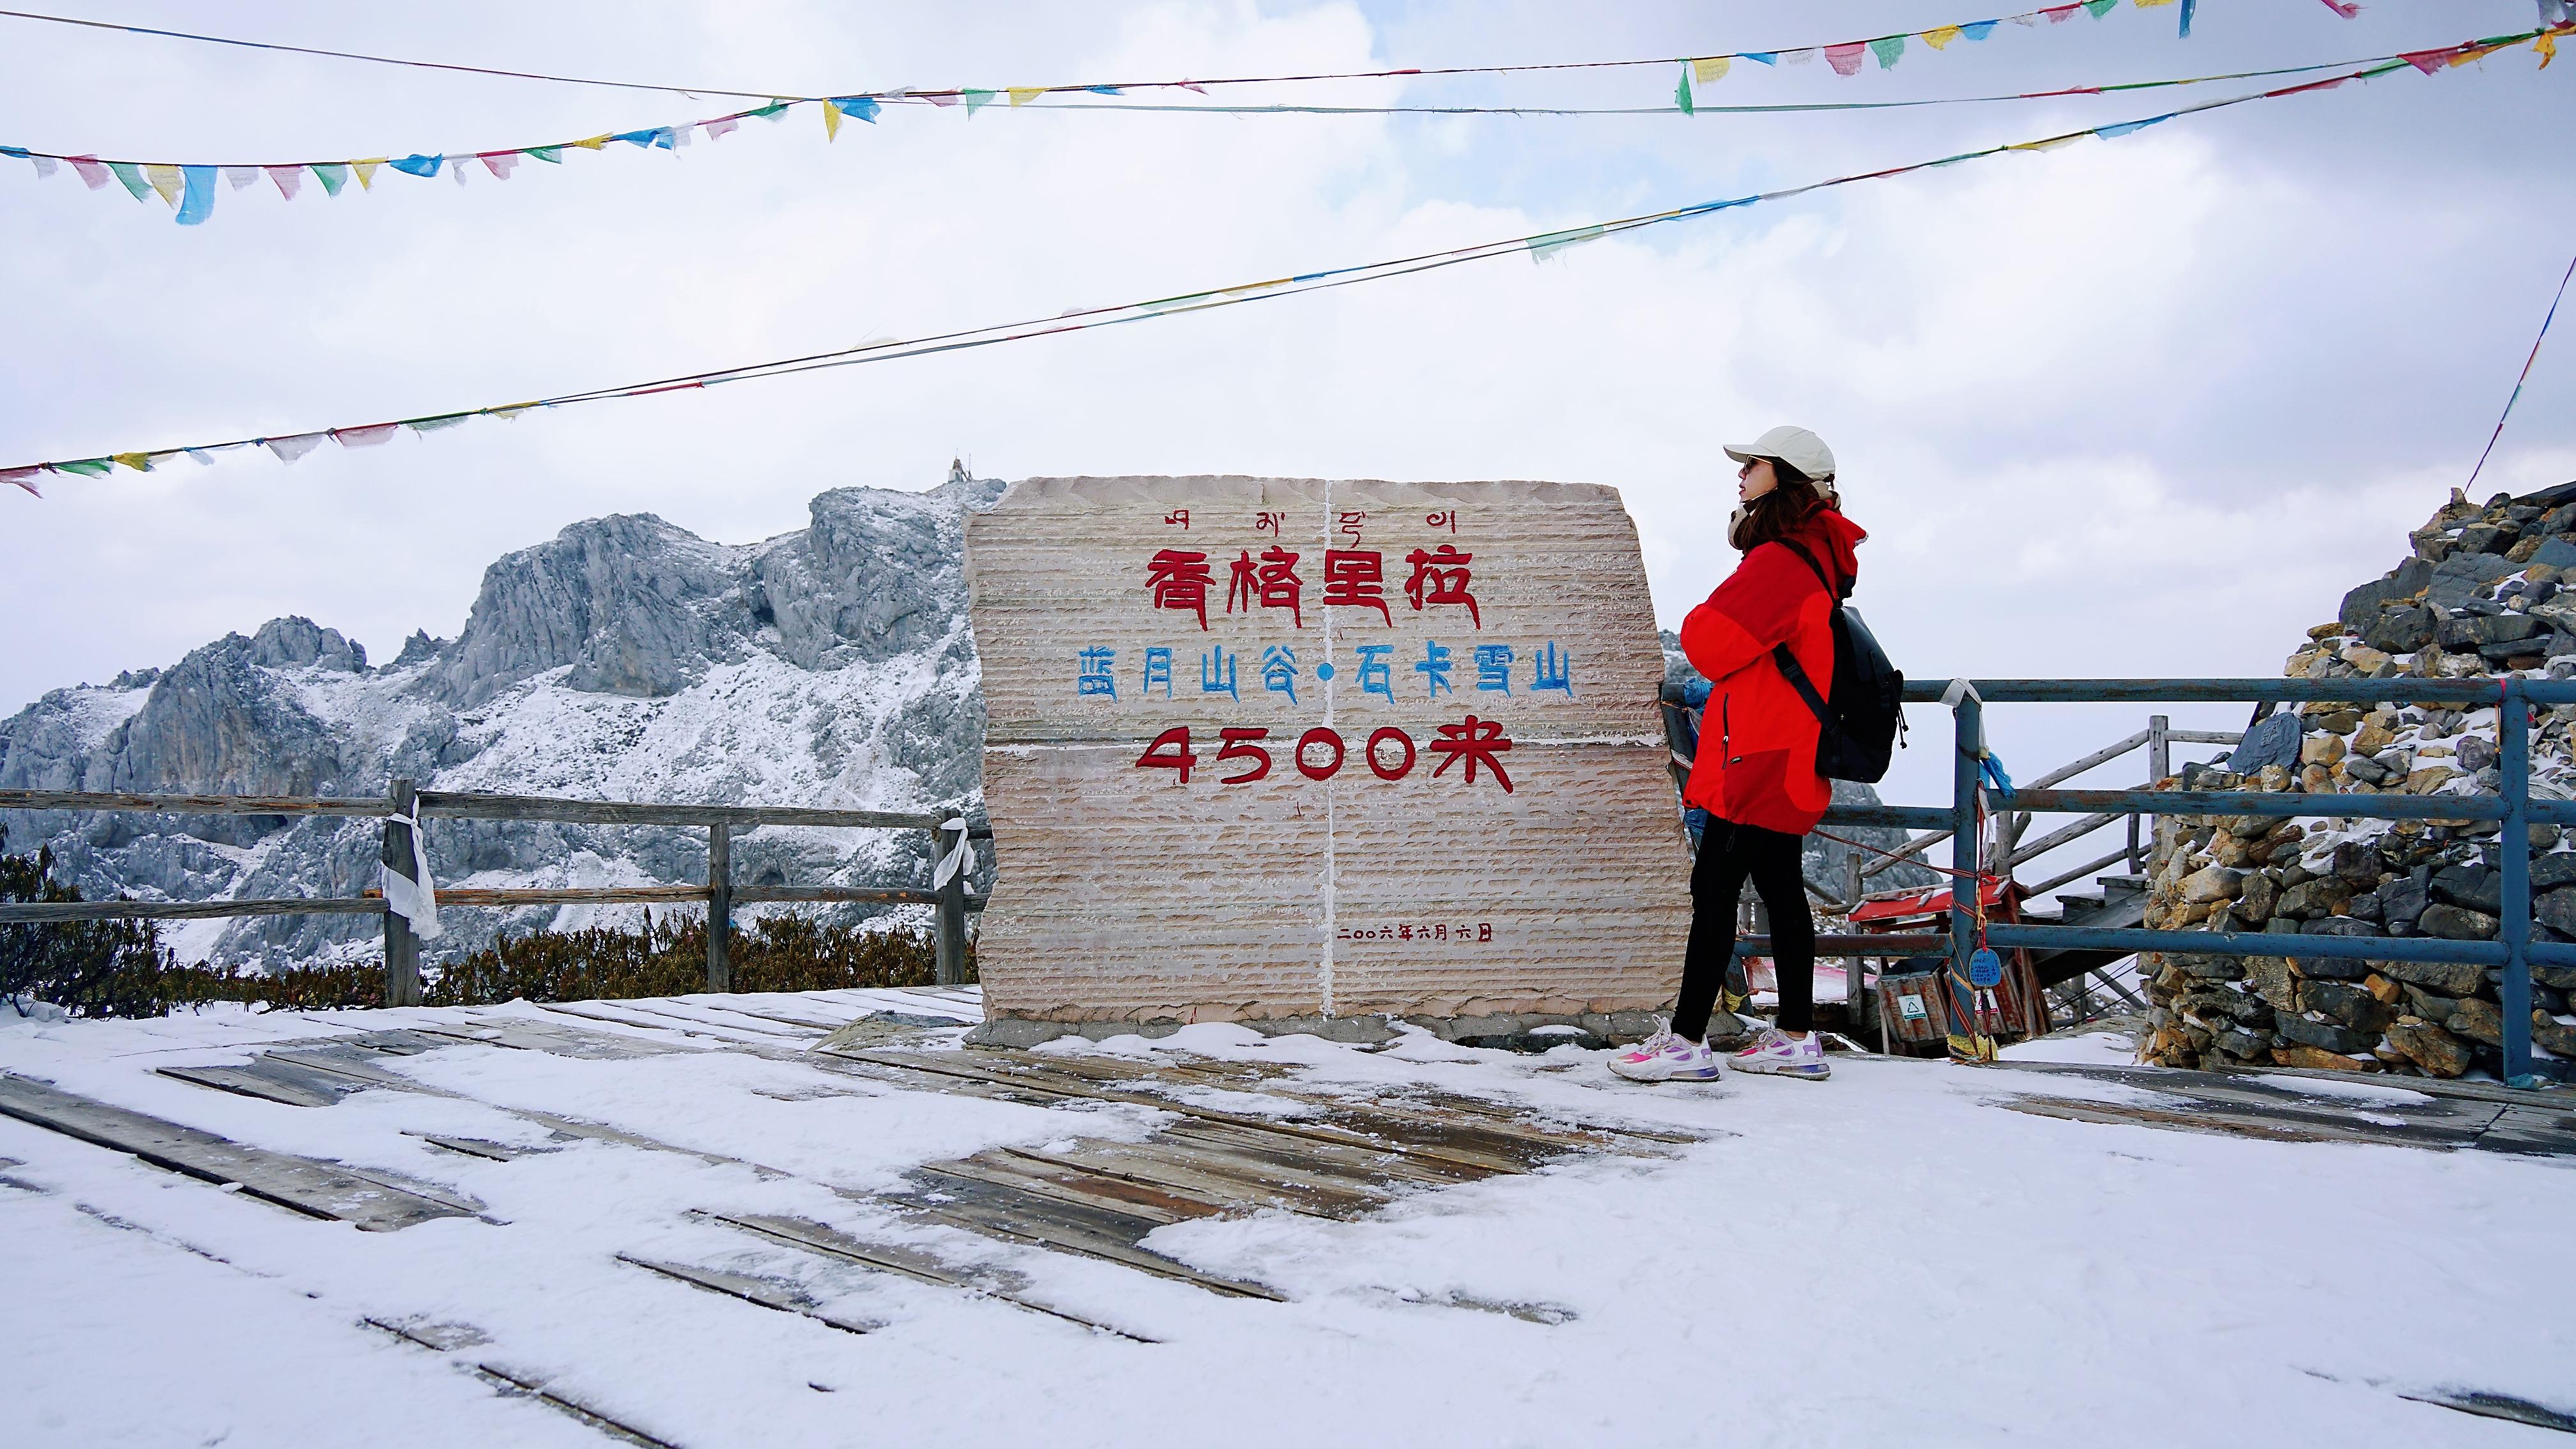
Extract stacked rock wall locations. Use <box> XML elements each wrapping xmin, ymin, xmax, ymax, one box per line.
<box><xmin>2140</xmin><ymin>483</ymin><xmax>2576</xmax><ymax>1080</ymax></box>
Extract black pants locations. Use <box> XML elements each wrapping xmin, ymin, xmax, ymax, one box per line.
<box><xmin>1674</xmin><ymin>817</ymin><xmax>1816</xmax><ymax>1042</ymax></box>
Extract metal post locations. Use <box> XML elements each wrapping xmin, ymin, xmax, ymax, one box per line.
<box><xmin>932</xmin><ymin>818</ymin><xmax>969</xmax><ymax>987</ymax></box>
<box><xmin>707</xmin><ymin>822</ymin><xmax>732</xmax><ymax>993</ymax></box>
<box><xmin>2501</xmin><ymin>678</ymin><xmax>2533</xmax><ymax>1084</ymax></box>
<box><xmin>380</xmin><ymin>777</ymin><xmax>420</xmax><ymax>1009</ymax></box>
<box><xmin>1951</xmin><ymin>692</ymin><xmax>1983</xmax><ymax>1056</ymax></box>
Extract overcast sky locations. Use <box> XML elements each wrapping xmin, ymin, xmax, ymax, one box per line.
<box><xmin>3</xmin><ymin>0</ymin><xmax>2570</xmax><ymax>813</ymax></box>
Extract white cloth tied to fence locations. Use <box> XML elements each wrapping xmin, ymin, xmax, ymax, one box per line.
<box><xmin>931</xmin><ymin>817</ymin><xmax>973</xmax><ymax>890</ymax></box>
<box><xmin>380</xmin><ymin>804</ymin><xmax>442</xmax><ymax>940</ymax></box>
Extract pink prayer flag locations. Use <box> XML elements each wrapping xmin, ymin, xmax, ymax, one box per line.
<box><xmin>3</xmin><ymin>466</ymin><xmax>42</xmax><ymax>497</ymax></box>
<box><xmin>923</xmin><ymin>91</ymin><xmax>960</xmax><ymax>106</ymax></box>
<box><xmin>2041</xmin><ymin>4</ymin><xmax>2080</xmax><ymax>20</ymax></box>
<box><xmin>222</xmin><ymin>165</ymin><xmax>260</xmax><ymax>190</ymax></box>
<box><xmin>703</xmin><ymin>118</ymin><xmax>739</xmax><ymax>141</ymax></box>
<box><xmin>331</xmin><ymin>424</ymin><xmax>401</xmax><ymax>448</ymax></box>
<box><xmin>480</xmin><ymin>153</ymin><xmax>518</xmax><ymax>180</ymax></box>
<box><xmin>2399</xmin><ymin>47</ymin><xmax>2456</xmax><ymax>73</ymax></box>
<box><xmin>1824</xmin><ymin>42</ymin><xmax>1867</xmax><ymax>75</ymax></box>
<box><xmin>265</xmin><ymin>164</ymin><xmax>302</xmax><ymax>199</ymax></box>
<box><xmin>1177</xmin><ymin>80</ymin><xmax>1206</xmax><ymax>93</ymax></box>
<box><xmin>2317</xmin><ymin>0</ymin><xmax>2360</xmax><ymax>15</ymax></box>
<box><xmin>67</xmin><ymin>155</ymin><xmax>111</xmax><ymax>190</ymax></box>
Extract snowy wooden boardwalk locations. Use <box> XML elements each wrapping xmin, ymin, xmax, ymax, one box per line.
<box><xmin>4</xmin><ymin>993</ymin><xmax>2572</xmax><ymax>1447</ymax></box>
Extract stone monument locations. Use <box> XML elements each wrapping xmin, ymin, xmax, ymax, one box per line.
<box><xmin>965</xmin><ymin>475</ymin><xmax>1691</xmax><ymax>1042</ymax></box>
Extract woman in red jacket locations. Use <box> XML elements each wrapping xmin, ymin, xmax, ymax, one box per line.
<box><xmin>1612</xmin><ymin>425</ymin><xmax>1864</xmax><ymax>1084</ymax></box>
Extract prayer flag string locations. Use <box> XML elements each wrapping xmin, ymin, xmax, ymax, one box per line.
<box><xmin>0</xmin><ymin>51</ymin><xmax>2514</xmax><ymax>497</ymax></box>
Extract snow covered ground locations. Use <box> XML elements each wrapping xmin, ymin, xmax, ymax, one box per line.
<box><xmin>2</xmin><ymin>992</ymin><xmax>2570</xmax><ymax>1448</ymax></box>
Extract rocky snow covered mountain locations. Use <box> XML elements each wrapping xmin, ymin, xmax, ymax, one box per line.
<box><xmin>0</xmin><ymin>471</ymin><xmax>1005</xmax><ymax>967</ymax></box>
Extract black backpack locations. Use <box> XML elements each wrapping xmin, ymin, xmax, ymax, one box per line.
<box><xmin>1768</xmin><ymin>539</ymin><xmax>1905</xmax><ymax>783</ymax></box>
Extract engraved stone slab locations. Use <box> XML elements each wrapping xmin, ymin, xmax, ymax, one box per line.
<box><xmin>967</xmin><ymin>476</ymin><xmax>1691</xmax><ymax>1025</ymax></box>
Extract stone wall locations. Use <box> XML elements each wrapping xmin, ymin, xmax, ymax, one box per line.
<box><xmin>2140</xmin><ymin>484</ymin><xmax>2576</xmax><ymax>1080</ymax></box>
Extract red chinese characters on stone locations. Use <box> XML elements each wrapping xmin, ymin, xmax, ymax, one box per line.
<box><xmin>1146</xmin><ymin>549</ymin><xmax>1215</xmax><ymax>629</ymax></box>
<box><xmin>1427</xmin><ymin>714</ymin><xmax>1514</xmax><ymax>793</ymax></box>
<box><xmin>1322</xmin><ymin>549</ymin><xmax>1391</xmax><ymax>625</ymax></box>
<box><xmin>1226</xmin><ymin>546</ymin><xmax>1305</xmax><ymax>628</ymax></box>
<box><xmin>1403</xmin><ymin>545</ymin><xmax>1480</xmax><ymax>629</ymax></box>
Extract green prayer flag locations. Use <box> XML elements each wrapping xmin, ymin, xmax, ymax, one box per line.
<box><xmin>52</xmin><ymin>458</ymin><xmax>113</xmax><ymax>477</ymax></box>
<box><xmin>310</xmin><ymin>163</ymin><xmax>347</xmax><ymax>196</ymax></box>
<box><xmin>1869</xmin><ymin>35</ymin><xmax>1905</xmax><ymax>68</ymax></box>
<box><xmin>526</xmin><ymin>147</ymin><xmax>564</xmax><ymax>164</ymax></box>
<box><xmin>2083</xmin><ymin>0</ymin><xmax>2118</xmax><ymax>14</ymax></box>
<box><xmin>1676</xmin><ymin>67</ymin><xmax>1694</xmax><ymax>114</ymax></box>
<box><xmin>962</xmin><ymin>88</ymin><xmax>997</xmax><ymax>114</ymax></box>
<box><xmin>748</xmin><ymin>102</ymin><xmax>789</xmax><ymax>120</ymax></box>
<box><xmin>105</xmin><ymin>161</ymin><xmax>151</xmax><ymax>201</ymax></box>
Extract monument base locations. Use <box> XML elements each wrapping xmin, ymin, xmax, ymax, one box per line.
<box><xmin>963</xmin><ymin>1008</ymin><xmax>1754</xmax><ymax>1052</ymax></box>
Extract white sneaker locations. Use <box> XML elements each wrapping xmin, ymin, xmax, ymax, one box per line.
<box><xmin>1607</xmin><ymin>1023</ymin><xmax>1721</xmax><ymax>1082</ymax></box>
<box><xmin>1729</xmin><ymin>1027</ymin><xmax>1830</xmax><ymax>1080</ymax></box>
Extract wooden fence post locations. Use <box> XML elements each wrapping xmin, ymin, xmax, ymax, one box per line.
<box><xmin>933</xmin><ymin>818</ymin><xmax>969</xmax><ymax>987</ymax></box>
<box><xmin>381</xmin><ymin>778</ymin><xmax>420</xmax><ymax>1009</ymax></box>
<box><xmin>707</xmin><ymin>822</ymin><xmax>732</xmax><ymax>993</ymax></box>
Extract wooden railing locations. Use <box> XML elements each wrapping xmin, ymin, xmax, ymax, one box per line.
<box><xmin>0</xmin><ymin>781</ymin><xmax>988</xmax><ymax>1004</ymax></box>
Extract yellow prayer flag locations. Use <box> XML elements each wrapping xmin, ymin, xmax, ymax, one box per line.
<box><xmin>111</xmin><ymin>452</ymin><xmax>153</xmax><ymax>472</ymax></box>
<box><xmin>2450</xmin><ymin>42</ymin><xmax>2501</xmax><ymax>67</ymax></box>
<box><xmin>353</xmin><ymin>158</ymin><xmax>386</xmax><ymax>189</ymax></box>
<box><xmin>571</xmin><ymin>135</ymin><xmax>611</xmax><ymax>150</ymax></box>
<box><xmin>2008</xmin><ymin>134</ymin><xmax>2085</xmax><ymax>152</ymax></box>
<box><xmin>1008</xmin><ymin>87</ymin><xmax>1047</xmax><ymax>106</ymax></box>
<box><xmin>2133</xmin><ymin>0</ymin><xmax>2178</xmax><ymax>8</ymax></box>
<box><xmin>1921</xmin><ymin>26</ymin><xmax>1965</xmax><ymax>49</ymax></box>
<box><xmin>142</xmin><ymin>163</ymin><xmax>183</xmax><ymax>207</ymax></box>
<box><xmin>1690</xmin><ymin>56</ymin><xmax>1730</xmax><ymax>85</ymax></box>
<box><xmin>824</xmin><ymin>100</ymin><xmax>843</xmax><ymax>140</ymax></box>
<box><xmin>2538</xmin><ymin>32</ymin><xmax>2557</xmax><ymax>69</ymax></box>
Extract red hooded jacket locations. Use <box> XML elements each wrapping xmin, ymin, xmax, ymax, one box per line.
<box><xmin>1678</xmin><ymin>507</ymin><xmax>1867</xmax><ymax>836</ymax></box>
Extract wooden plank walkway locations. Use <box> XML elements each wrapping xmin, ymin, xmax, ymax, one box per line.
<box><xmin>1982</xmin><ymin>1061</ymin><xmax>2576</xmax><ymax>1157</ymax></box>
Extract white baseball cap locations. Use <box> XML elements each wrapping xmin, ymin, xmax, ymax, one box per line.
<box><xmin>1723</xmin><ymin>425</ymin><xmax>1836</xmax><ymax>482</ymax></box>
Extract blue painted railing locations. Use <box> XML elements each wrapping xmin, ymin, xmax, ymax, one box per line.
<box><xmin>1813</xmin><ymin>678</ymin><xmax>2572</xmax><ymax>1085</ymax></box>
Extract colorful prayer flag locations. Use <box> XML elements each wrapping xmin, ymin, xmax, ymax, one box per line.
<box><xmin>29</xmin><ymin>155</ymin><xmax>53</xmax><ymax>179</ymax></box>
<box><xmin>571</xmin><ymin>135</ymin><xmax>610</xmax><ymax>150</ymax></box>
<box><xmin>332</xmin><ymin>424</ymin><xmax>400</xmax><ymax>448</ymax></box>
<box><xmin>1921</xmin><ymin>26</ymin><xmax>1965</xmax><ymax>49</ymax></box>
<box><xmin>1676</xmin><ymin>68</ymin><xmax>1694</xmax><ymax>114</ymax></box>
<box><xmin>1869</xmin><ymin>35</ymin><xmax>1906</xmax><ymax>68</ymax></box>
<box><xmin>110</xmin><ymin>452</ymin><xmax>153</xmax><ymax>472</ymax></box>
<box><xmin>68</xmin><ymin>155</ymin><xmax>109</xmax><ymax>189</ymax></box>
<box><xmin>52</xmin><ymin>458</ymin><xmax>114</xmax><ymax>477</ymax></box>
<box><xmin>963</xmin><ymin>88</ymin><xmax>997</xmax><ymax>114</ymax></box>
<box><xmin>824</xmin><ymin>100</ymin><xmax>843</xmax><ymax>140</ymax></box>
<box><xmin>222</xmin><ymin>165</ymin><xmax>259</xmax><ymax>190</ymax></box>
<box><xmin>703</xmin><ymin>118</ymin><xmax>738</xmax><ymax>141</ymax></box>
<box><xmin>405</xmin><ymin>415</ymin><xmax>471</xmax><ymax>433</ymax></box>
<box><xmin>108</xmin><ymin>162</ymin><xmax>154</xmax><ymax>203</ymax></box>
<box><xmin>175</xmin><ymin>164</ymin><xmax>215</xmax><ymax>224</ymax></box>
<box><xmin>141</xmin><ymin>163</ymin><xmax>183</xmax><ymax>206</ymax></box>
<box><xmin>2083</xmin><ymin>0</ymin><xmax>2119</xmax><ymax>15</ymax></box>
<box><xmin>390</xmin><ymin>153</ymin><xmax>442</xmax><ymax>177</ymax></box>
<box><xmin>1824</xmin><ymin>42</ymin><xmax>1867</xmax><ymax>75</ymax></box>
<box><xmin>3</xmin><ymin>466</ymin><xmax>40</xmax><ymax>496</ymax></box>
<box><xmin>1961</xmin><ymin>20</ymin><xmax>2000</xmax><ymax>40</ymax></box>
<box><xmin>353</xmin><ymin>159</ymin><xmax>386</xmax><ymax>188</ymax></box>
<box><xmin>263</xmin><ymin>433</ymin><xmax>326</xmax><ymax>462</ymax></box>
<box><xmin>311</xmin><ymin>162</ymin><xmax>348</xmax><ymax>195</ymax></box>
<box><xmin>1008</xmin><ymin>87</ymin><xmax>1046</xmax><ymax>105</ymax></box>
<box><xmin>1741</xmin><ymin>50</ymin><xmax>1780</xmax><ymax>65</ymax></box>
<box><xmin>526</xmin><ymin>146</ymin><xmax>564</xmax><ymax>164</ymax></box>
<box><xmin>2540</xmin><ymin>33</ymin><xmax>2559</xmax><ymax>68</ymax></box>
<box><xmin>1528</xmin><ymin>224</ymin><xmax>1607</xmax><ymax>263</ymax></box>
<box><xmin>480</xmin><ymin>153</ymin><xmax>518</xmax><ymax>180</ymax></box>
<box><xmin>1692</xmin><ymin>56</ymin><xmax>1730</xmax><ymax>84</ymax></box>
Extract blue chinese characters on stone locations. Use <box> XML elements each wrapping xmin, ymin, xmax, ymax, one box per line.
<box><xmin>1532</xmin><ymin>641</ymin><xmax>1573</xmax><ymax>695</ymax></box>
<box><xmin>1201</xmin><ymin>647</ymin><xmax>1239</xmax><ymax>701</ymax></box>
<box><xmin>1416</xmin><ymin>640</ymin><xmax>1454</xmax><ymax>696</ymax></box>
<box><xmin>1077</xmin><ymin>646</ymin><xmax>1117</xmax><ymax>699</ymax></box>
<box><xmin>1142</xmin><ymin>646</ymin><xmax>1174</xmax><ymax>699</ymax></box>
<box><xmin>1261</xmin><ymin>645</ymin><xmax>1300</xmax><ymax>704</ymax></box>
<box><xmin>1355</xmin><ymin>644</ymin><xmax>1395</xmax><ymax>701</ymax></box>
<box><xmin>1475</xmin><ymin>643</ymin><xmax>1514</xmax><ymax>694</ymax></box>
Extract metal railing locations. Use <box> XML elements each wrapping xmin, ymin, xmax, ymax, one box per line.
<box><xmin>0</xmin><ymin>781</ymin><xmax>989</xmax><ymax>1004</ymax></box>
<box><xmin>1804</xmin><ymin>678</ymin><xmax>2573</xmax><ymax>1087</ymax></box>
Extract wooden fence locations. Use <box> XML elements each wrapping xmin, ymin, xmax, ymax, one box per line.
<box><xmin>0</xmin><ymin>781</ymin><xmax>988</xmax><ymax>1004</ymax></box>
